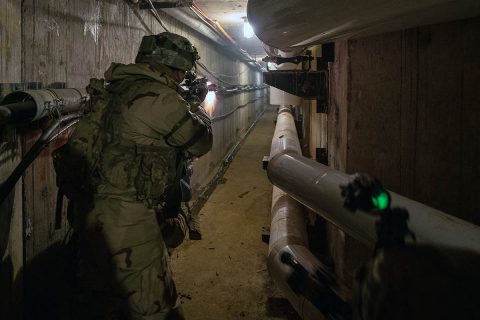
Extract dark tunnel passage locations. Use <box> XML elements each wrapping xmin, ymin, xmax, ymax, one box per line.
<box><xmin>1</xmin><ymin>1</ymin><xmax>480</xmax><ymax>319</ymax></box>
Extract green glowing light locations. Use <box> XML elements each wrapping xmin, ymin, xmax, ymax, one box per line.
<box><xmin>372</xmin><ymin>191</ymin><xmax>389</xmax><ymax>210</ymax></box>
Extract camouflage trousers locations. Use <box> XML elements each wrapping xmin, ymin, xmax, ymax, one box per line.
<box><xmin>74</xmin><ymin>197</ymin><xmax>185</xmax><ymax>320</ymax></box>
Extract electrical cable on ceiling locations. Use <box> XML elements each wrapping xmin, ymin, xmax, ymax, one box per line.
<box><xmin>197</xmin><ymin>61</ymin><xmax>251</xmax><ymax>81</ymax></box>
<box><xmin>124</xmin><ymin>0</ymin><xmax>153</xmax><ymax>34</ymax></box>
<box><xmin>206</xmin><ymin>68</ymin><xmax>247</xmax><ymax>79</ymax></box>
<box><xmin>188</xmin><ymin>7</ymin><xmax>224</xmax><ymax>40</ymax></box>
<box><xmin>189</xmin><ymin>2</ymin><xmax>260</xmax><ymax>85</ymax></box>
<box><xmin>131</xmin><ymin>1</ymin><xmax>262</xmax><ymax>87</ymax></box>
<box><xmin>189</xmin><ymin>2</ymin><xmax>261</xmax><ymax>70</ymax></box>
<box><xmin>191</xmin><ymin>2</ymin><xmax>237</xmax><ymax>46</ymax></box>
<box><xmin>212</xmin><ymin>20</ymin><xmax>237</xmax><ymax>46</ymax></box>
<box><xmin>190</xmin><ymin>4</ymin><xmax>236</xmax><ymax>46</ymax></box>
<box><xmin>143</xmin><ymin>1</ymin><xmax>238</xmax><ymax>85</ymax></box>
<box><xmin>196</xmin><ymin>61</ymin><xmax>237</xmax><ymax>86</ymax></box>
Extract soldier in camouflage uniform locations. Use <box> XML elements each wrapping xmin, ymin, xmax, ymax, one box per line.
<box><xmin>77</xmin><ymin>33</ymin><xmax>212</xmax><ymax>320</ymax></box>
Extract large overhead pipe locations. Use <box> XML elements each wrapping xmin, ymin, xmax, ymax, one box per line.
<box><xmin>248</xmin><ymin>0</ymin><xmax>480</xmax><ymax>50</ymax></box>
<box><xmin>268</xmin><ymin>106</ymin><xmax>350</xmax><ymax>320</ymax></box>
<box><xmin>267</xmin><ymin>135</ymin><xmax>480</xmax><ymax>253</ymax></box>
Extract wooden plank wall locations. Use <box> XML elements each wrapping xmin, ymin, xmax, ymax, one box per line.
<box><xmin>326</xmin><ymin>16</ymin><xmax>480</xmax><ymax>288</ymax></box>
<box><xmin>328</xmin><ymin>40</ymin><xmax>349</xmax><ymax>172</ymax></box>
<box><xmin>0</xmin><ymin>0</ymin><xmax>21</xmax><ymax>82</ymax></box>
<box><xmin>346</xmin><ymin>16</ymin><xmax>480</xmax><ymax>225</ymax></box>
<box><xmin>326</xmin><ymin>39</ymin><xmax>352</xmax><ymax>285</ymax></box>
<box><xmin>0</xmin><ymin>1</ymin><xmax>24</xmax><ymax>319</ymax></box>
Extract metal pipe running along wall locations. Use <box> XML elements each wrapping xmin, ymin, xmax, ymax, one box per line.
<box><xmin>0</xmin><ymin>88</ymin><xmax>87</xmax><ymax>124</ymax></box>
<box><xmin>268</xmin><ymin>106</ymin><xmax>350</xmax><ymax>320</ymax></box>
<box><xmin>267</xmin><ymin>111</ymin><xmax>480</xmax><ymax>253</ymax></box>
<box><xmin>160</xmin><ymin>7</ymin><xmax>261</xmax><ymax>70</ymax></box>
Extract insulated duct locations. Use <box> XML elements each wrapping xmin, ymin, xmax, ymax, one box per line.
<box><xmin>248</xmin><ymin>0</ymin><xmax>480</xmax><ymax>50</ymax></box>
<box><xmin>0</xmin><ymin>88</ymin><xmax>87</xmax><ymax>124</ymax></box>
<box><xmin>267</xmin><ymin>143</ymin><xmax>480</xmax><ymax>253</ymax></box>
<box><xmin>268</xmin><ymin>106</ymin><xmax>350</xmax><ymax>319</ymax></box>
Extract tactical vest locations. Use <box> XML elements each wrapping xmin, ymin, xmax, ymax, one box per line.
<box><xmin>98</xmin><ymin>75</ymin><xmax>185</xmax><ymax>214</ymax></box>
<box><xmin>53</xmin><ymin>78</ymin><xmax>113</xmax><ymax>202</ymax></box>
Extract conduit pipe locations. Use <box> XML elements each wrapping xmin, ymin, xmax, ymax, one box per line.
<box><xmin>0</xmin><ymin>88</ymin><xmax>86</xmax><ymax>124</ymax></box>
<box><xmin>0</xmin><ymin>88</ymin><xmax>87</xmax><ymax>203</ymax></box>
<box><xmin>160</xmin><ymin>8</ymin><xmax>226</xmax><ymax>47</ymax></box>
<box><xmin>248</xmin><ymin>0</ymin><xmax>480</xmax><ymax>50</ymax></box>
<box><xmin>190</xmin><ymin>2</ymin><xmax>238</xmax><ymax>46</ymax></box>
<box><xmin>268</xmin><ymin>140</ymin><xmax>480</xmax><ymax>253</ymax></box>
<box><xmin>268</xmin><ymin>106</ymin><xmax>350</xmax><ymax>319</ymax></box>
<box><xmin>160</xmin><ymin>8</ymin><xmax>261</xmax><ymax>70</ymax></box>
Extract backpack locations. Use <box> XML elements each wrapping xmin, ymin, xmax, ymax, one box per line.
<box><xmin>53</xmin><ymin>78</ymin><xmax>112</xmax><ymax>201</ymax></box>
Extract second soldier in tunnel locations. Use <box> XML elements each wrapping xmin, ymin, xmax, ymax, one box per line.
<box><xmin>70</xmin><ymin>33</ymin><xmax>213</xmax><ymax>319</ymax></box>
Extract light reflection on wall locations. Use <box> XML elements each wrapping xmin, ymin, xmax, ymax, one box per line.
<box><xmin>202</xmin><ymin>91</ymin><xmax>217</xmax><ymax>116</ymax></box>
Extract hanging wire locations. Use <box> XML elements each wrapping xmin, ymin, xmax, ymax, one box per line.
<box><xmin>188</xmin><ymin>6</ymin><xmax>221</xmax><ymax>38</ymax></box>
<box><xmin>46</xmin><ymin>101</ymin><xmax>62</xmax><ymax>120</ymax></box>
<box><xmin>47</xmin><ymin>117</ymin><xmax>81</xmax><ymax>143</ymax></box>
<box><xmin>196</xmin><ymin>61</ymin><xmax>237</xmax><ymax>86</ymax></box>
<box><xmin>147</xmin><ymin>0</ymin><xmax>170</xmax><ymax>32</ymax></box>
<box><xmin>191</xmin><ymin>2</ymin><xmax>237</xmax><ymax>45</ymax></box>
<box><xmin>131</xmin><ymin>1</ymin><xmax>259</xmax><ymax>87</ymax></box>
<box><xmin>126</xmin><ymin>1</ymin><xmax>155</xmax><ymax>34</ymax></box>
<box><xmin>201</xmin><ymin>62</ymin><xmax>249</xmax><ymax>79</ymax></box>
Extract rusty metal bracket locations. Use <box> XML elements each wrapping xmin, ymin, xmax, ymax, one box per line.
<box><xmin>263</xmin><ymin>70</ymin><xmax>327</xmax><ymax>100</ymax></box>
<box><xmin>263</xmin><ymin>50</ymin><xmax>314</xmax><ymax>72</ymax></box>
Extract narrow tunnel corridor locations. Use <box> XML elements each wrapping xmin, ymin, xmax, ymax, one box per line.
<box><xmin>171</xmin><ymin>106</ymin><xmax>299</xmax><ymax>319</ymax></box>
<box><xmin>1</xmin><ymin>1</ymin><xmax>480</xmax><ymax>319</ymax></box>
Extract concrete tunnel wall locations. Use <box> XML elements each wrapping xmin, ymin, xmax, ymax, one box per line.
<box><xmin>0</xmin><ymin>1</ymin><xmax>266</xmax><ymax>318</ymax></box>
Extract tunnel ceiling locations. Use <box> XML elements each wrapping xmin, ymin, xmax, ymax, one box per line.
<box><xmin>194</xmin><ymin>0</ymin><xmax>266</xmax><ymax>58</ymax></box>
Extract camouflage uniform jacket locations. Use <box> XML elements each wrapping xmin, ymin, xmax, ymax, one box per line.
<box><xmin>97</xmin><ymin>62</ymin><xmax>213</xmax><ymax>204</ymax></box>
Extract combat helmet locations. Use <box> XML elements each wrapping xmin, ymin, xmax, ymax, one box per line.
<box><xmin>135</xmin><ymin>32</ymin><xmax>200</xmax><ymax>71</ymax></box>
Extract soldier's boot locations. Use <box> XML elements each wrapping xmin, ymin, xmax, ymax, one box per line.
<box><xmin>182</xmin><ymin>202</ymin><xmax>201</xmax><ymax>240</ymax></box>
<box><xmin>161</xmin><ymin>213</ymin><xmax>188</xmax><ymax>249</ymax></box>
<box><xmin>188</xmin><ymin>212</ymin><xmax>202</xmax><ymax>240</ymax></box>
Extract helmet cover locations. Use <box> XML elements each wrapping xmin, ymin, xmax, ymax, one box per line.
<box><xmin>136</xmin><ymin>32</ymin><xmax>200</xmax><ymax>71</ymax></box>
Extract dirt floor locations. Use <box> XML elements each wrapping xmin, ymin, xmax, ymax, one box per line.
<box><xmin>170</xmin><ymin>105</ymin><xmax>301</xmax><ymax>320</ymax></box>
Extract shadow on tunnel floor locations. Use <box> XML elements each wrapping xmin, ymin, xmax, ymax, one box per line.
<box><xmin>24</xmin><ymin>240</ymin><xmax>77</xmax><ymax>320</ymax></box>
<box><xmin>0</xmin><ymin>255</ymin><xmax>15</xmax><ymax>319</ymax></box>
<box><xmin>266</xmin><ymin>297</ymin><xmax>302</xmax><ymax>320</ymax></box>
